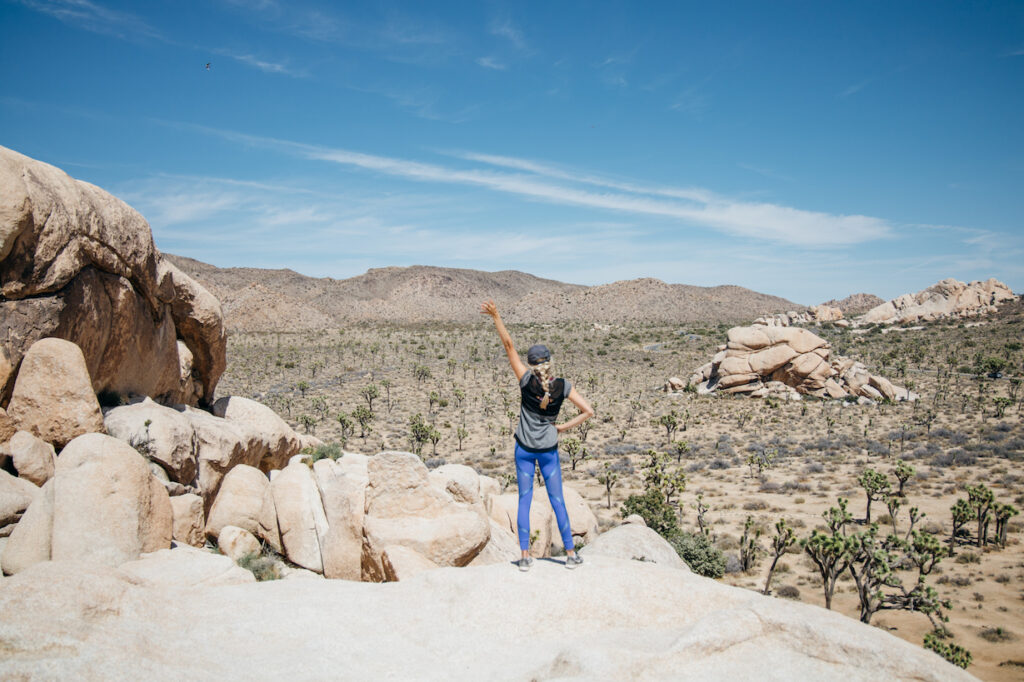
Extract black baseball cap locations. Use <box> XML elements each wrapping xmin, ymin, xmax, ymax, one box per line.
<box><xmin>527</xmin><ymin>344</ymin><xmax>551</xmax><ymax>365</ymax></box>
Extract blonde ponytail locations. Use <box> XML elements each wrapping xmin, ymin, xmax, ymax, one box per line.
<box><xmin>533</xmin><ymin>361</ymin><xmax>554</xmax><ymax>409</ymax></box>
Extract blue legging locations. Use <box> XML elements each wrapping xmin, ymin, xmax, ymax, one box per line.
<box><xmin>514</xmin><ymin>443</ymin><xmax>574</xmax><ymax>552</ymax></box>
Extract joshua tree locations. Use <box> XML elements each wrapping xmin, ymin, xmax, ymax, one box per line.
<box><xmin>380</xmin><ymin>378</ymin><xmax>393</xmax><ymax>412</ymax></box>
<box><xmin>739</xmin><ymin>516</ymin><xmax>762</xmax><ymax>572</ymax></box>
<box><xmin>456</xmin><ymin>426</ymin><xmax>468</xmax><ymax>451</ymax></box>
<box><xmin>596</xmin><ymin>462</ymin><xmax>619</xmax><ymax>509</ymax></box>
<box><xmin>561</xmin><ymin>436</ymin><xmax>589</xmax><ymax>471</ymax></box>
<box><xmin>298</xmin><ymin>414</ymin><xmax>316</xmax><ymax>434</ymax></box>
<box><xmin>893</xmin><ymin>460</ymin><xmax>915</xmax><ymax>497</ymax></box>
<box><xmin>427</xmin><ymin>426</ymin><xmax>442</xmax><ymax>456</ymax></box>
<box><xmin>352</xmin><ymin>405</ymin><xmax>373</xmax><ymax>440</ymax></box>
<box><xmin>857</xmin><ymin>468</ymin><xmax>890</xmax><ymax>523</ymax></box>
<box><xmin>885</xmin><ymin>494</ymin><xmax>902</xmax><ymax>536</ymax></box>
<box><xmin>655</xmin><ymin>411</ymin><xmax>679</xmax><ymax>443</ymax></box>
<box><xmin>993</xmin><ymin>502</ymin><xmax>1019</xmax><ymax>548</ymax></box>
<box><xmin>360</xmin><ymin>382</ymin><xmax>379</xmax><ymax>414</ymax></box>
<box><xmin>803</xmin><ymin>522</ymin><xmax>855</xmax><ymax>609</ymax></box>
<box><xmin>693</xmin><ymin>493</ymin><xmax>711</xmax><ymax>537</ymax></box>
<box><xmin>336</xmin><ymin>412</ymin><xmax>354</xmax><ymax>445</ymax></box>
<box><xmin>949</xmin><ymin>498</ymin><xmax>972</xmax><ymax>553</ymax></box>
<box><xmin>966</xmin><ymin>484</ymin><xmax>994</xmax><ymax>547</ymax></box>
<box><xmin>297</xmin><ymin>381</ymin><xmax>310</xmax><ymax>398</ymax></box>
<box><xmin>408</xmin><ymin>413</ymin><xmax>431</xmax><ymax>455</ymax></box>
<box><xmin>763</xmin><ymin>518</ymin><xmax>796</xmax><ymax>595</ymax></box>
<box><xmin>672</xmin><ymin>440</ymin><xmax>690</xmax><ymax>463</ymax></box>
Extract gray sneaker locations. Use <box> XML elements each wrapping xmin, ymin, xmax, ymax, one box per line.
<box><xmin>565</xmin><ymin>554</ymin><xmax>583</xmax><ymax>569</ymax></box>
<box><xmin>516</xmin><ymin>557</ymin><xmax>534</xmax><ymax>572</ymax></box>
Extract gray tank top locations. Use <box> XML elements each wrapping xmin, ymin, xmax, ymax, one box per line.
<box><xmin>514</xmin><ymin>372</ymin><xmax>572</xmax><ymax>452</ymax></box>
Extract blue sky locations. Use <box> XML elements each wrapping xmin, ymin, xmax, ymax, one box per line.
<box><xmin>1</xmin><ymin>0</ymin><xmax>1022</xmax><ymax>304</ymax></box>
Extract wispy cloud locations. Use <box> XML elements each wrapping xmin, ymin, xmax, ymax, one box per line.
<box><xmin>476</xmin><ymin>56</ymin><xmax>506</xmax><ymax>71</ymax></box>
<box><xmin>838</xmin><ymin>79</ymin><xmax>872</xmax><ymax>98</ymax></box>
<box><xmin>17</xmin><ymin>0</ymin><xmax>163</xmax><ymax>41</ymax></box>
<box><xmin>163</xmin><ymin>122</ymin><xmax>892</xmax><ymax>247</ymax></box>
<box><xmin>213</xmin><ymin>49</ymin><xmax>303</xmax><ymax>76</ymax></box>
<box><xmin>670</xmin><ymin>87</ymin><xmax>710</xmax><ymax>115</ymax></box>
<box><xmin>490</xmin><ymin>17</ymin><xmax>528</xmax><ymax>51</ymax></box>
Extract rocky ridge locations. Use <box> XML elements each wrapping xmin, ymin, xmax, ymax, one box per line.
<box><xmin>165</xmin><ymin>255</ymin><xmax>802</xmax><ymax>330</ymax></box>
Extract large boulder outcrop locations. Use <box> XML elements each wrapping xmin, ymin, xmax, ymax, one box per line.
<box><xmin>0</xmin><ymin>556</ymin><xmax>975</xmax><ymax>680</ymax></box>
<box><xmin>103</xmin><ymin>398</ymin><xmax>198</xmax><ymax>484</ymax></box>
<box><xmin>0</xmin><ymin>469</ymin><xmax>39</xmax><ymax>527</ymax></box>
<box><xmin>0</xmin><ymin>145</ymin><xmax>225</xmax><ymax>406</ymax></box>
<box><xmin>5</xmin><ymin>338</ymin><xmax>105</xmax><ymax>448</ymax></box>
<box><xmin>688</xmin><ymin>325</ymin><xmax>916</xmax><ymax>402</ymax></box>
<box><xmin>1</xmin><ymin>433</ymin><xmax>172</xmax><ymax>574</ymax></box>
<box><xmin>272</xmin><ymin>461</ymin><xmax>330</xmax><ymax>573</ymax></box>
<box><xmin>860</xmin><ymin>277</ymin><xmax>1016</xmax><ymax>325</ymax></box>
<box><xmin>313</xmin><ymin>458</ymin><xmax>364</xmax><ymax>581</ymax></box>
<box><xmin>204</xmin><ymin>464</ymin><xmax>269</xmax><ymax>541</ymax></box>
<box><xmin>119</xmin><ymin>544</ymin><xmax>255</xmax><ymax>587</ymax></box>
<box><xmin>361</xmin><ymin>452</ymin><xmax>490</xmax><ymax>580</ymax></box>
<box><xmin>579</xmin><ymin>521</ymin><xmax>690</xmax><ymax>570</ymax></box>
<box><xmin>9</xmin><ymin>430</ymin><xmax>57</xmax><ymax>486</ymax></box>
<box><xmin>211</xmin><ymin>396</ymin><xmax>301</xmax><ymax>471</ymax></box>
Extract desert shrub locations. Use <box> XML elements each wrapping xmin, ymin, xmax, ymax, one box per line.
<box><xmin>983</xmin><ymin>430</ymin><xmax>1007</xmax><ymax>443</ymax></box>
<box><xmin>775</xmin><ymin>585</ymin><xmax>800</xmax><ymax>600</ymax></box>
<box><xmin>424</xmin><ymin>457</ymin><xmax>446</xmax><ymax>469</ymax></box>
<box><xmin>931</xmin><ymin>449</ymin><xmax>977</xmax><ymax>467</ymax></box>
<box><xmin>620</xmin><ymin>488</ymin><xmax>679</xmax><ymax>537</ymax></box>
<box><xmin>955</xmin><ymin>551</ymin><xmax>981</xmax><ymax>564</ymax></box>
<box><xmin>759</xmin><ymin>481</ymin><xmax>782</xmax><ymax>493</ymax></box>
<box><xmin>709</xmin><ymin>458</ymin><xmax>729</xmax><ymax>470</ymax></box>
<box><xmin>980</xmin><ymin>627</ymin><xmax>1015</xmax><ymax>643</ymax></box>
<box><xmin>995</xmin><ymin>422</ymin><xmax>1012</xmax><ymax>433</ymax></box>
<box><xmin>743</xmin><ymin>500</ymin><xmax>768</xmax><ymax>511</ymax></box>
<box><xmin>686</xmin><ymin>461</ymin><xmax>706</xmax><ymax>473</ymax></box>
<box><xmin>668</xmin><ymin>531</ymin><xmax>726</xmax><ymax>578</ymax></box>
<box><xmin>931</xmin><ymin>428</ymin><xmax>953</xmax><ymax>439</ymax></box>
<box><xmin>237</xmin><ymin>552</ymin><xmax>282</xmax><ymax>581</ymax></box>
<box><xmin>804</xmin><ymin>462</ymin><xmax>825</xmax><ymax>474</ymax></box>
<box><xmin>950</xmin><ymin>432</ymin><xmax>969</xmax><ymax>446</ymax></box>
<box><xmin>306</xmin><ymin>442</ymin><xmax>343</xmax><ymax>462</ymax></box>
<box><xmin>866</xmin><ymin>440</ymin><xmax>888</xmax><ymax>456</ymax></box>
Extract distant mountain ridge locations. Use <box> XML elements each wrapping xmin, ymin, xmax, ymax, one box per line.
<box><xmin>821</xmin><ymin>293</ymin><xmax>886</xmax><ymax>316</ymax></box>
<box><xmin>163</xmin><ymin>254</ymin><xmax>802</xmax><ymax>331</ymax></box>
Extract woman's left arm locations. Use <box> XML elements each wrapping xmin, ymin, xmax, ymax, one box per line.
<box><xmin>556</xmin><ymin>388</ymin><xmax>595</xmax><ymax>433</ymax></box>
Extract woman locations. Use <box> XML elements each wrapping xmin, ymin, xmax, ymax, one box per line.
<box><xmin>480</xmin><ymin>300</ymin><xmax>595</xmax><ymax>571</ymax></box>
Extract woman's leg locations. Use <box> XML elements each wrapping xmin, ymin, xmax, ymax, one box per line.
<box><xmin>537</xmin><ymin>448</ymin><xmax>575</xmax><ymax>552</ymax></box>
<box><xmin>514</xmin><ymin>445</ymin><xmax>537</xmax><ymax>552</ymax></box>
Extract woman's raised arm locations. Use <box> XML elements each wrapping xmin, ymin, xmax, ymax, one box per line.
<box><xmin>480</xmin><ymin>300</ymin><xmax>528</xmax><ymax>381</ymax></box>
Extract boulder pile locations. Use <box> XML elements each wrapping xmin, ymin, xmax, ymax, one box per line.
<box><xmin>0</xmin><ymin>145</ymin><xmax>225</xmax><ymax>406</ymax></box>
<box><xmin>686</xmin><ymin>325</ymin><xmax>915</xmax><ymax>402</ymax></box>
<box><xmin>860</xmin><ymin>277</ymin><xmax>1015</xmax><ymax>325</ymax></box>
<box><xmin>753</xmin><ymin>304</ymin><xmax>845</xmax><ymax>328</ymax></box>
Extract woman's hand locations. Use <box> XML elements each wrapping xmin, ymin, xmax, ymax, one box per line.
<box><xmin>480</xmin><ymin>300</ymin><xmax>498</xmax><ymax>318</ymax></box>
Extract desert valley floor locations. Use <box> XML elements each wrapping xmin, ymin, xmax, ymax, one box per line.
<box><xmin>209</xmin><ymin>298</ymin><xmax>1024</xmax><ymax>681</ymax></box>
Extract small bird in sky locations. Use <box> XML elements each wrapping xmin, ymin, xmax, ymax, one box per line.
<box><xmin>205</xmin><ymin>62</ymin><xmax>211</xmax><ymax>70</ymax></box>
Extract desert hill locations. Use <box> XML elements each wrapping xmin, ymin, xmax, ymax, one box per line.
<box><xmin>821</xmin><ymin>292</ymin><xmax>886</xmax><ymax>316</ymax></box>
<box><xmin>163</xmin><ymin>255</ymin><xmax>800</xmax><ymax>331</ymax></box>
